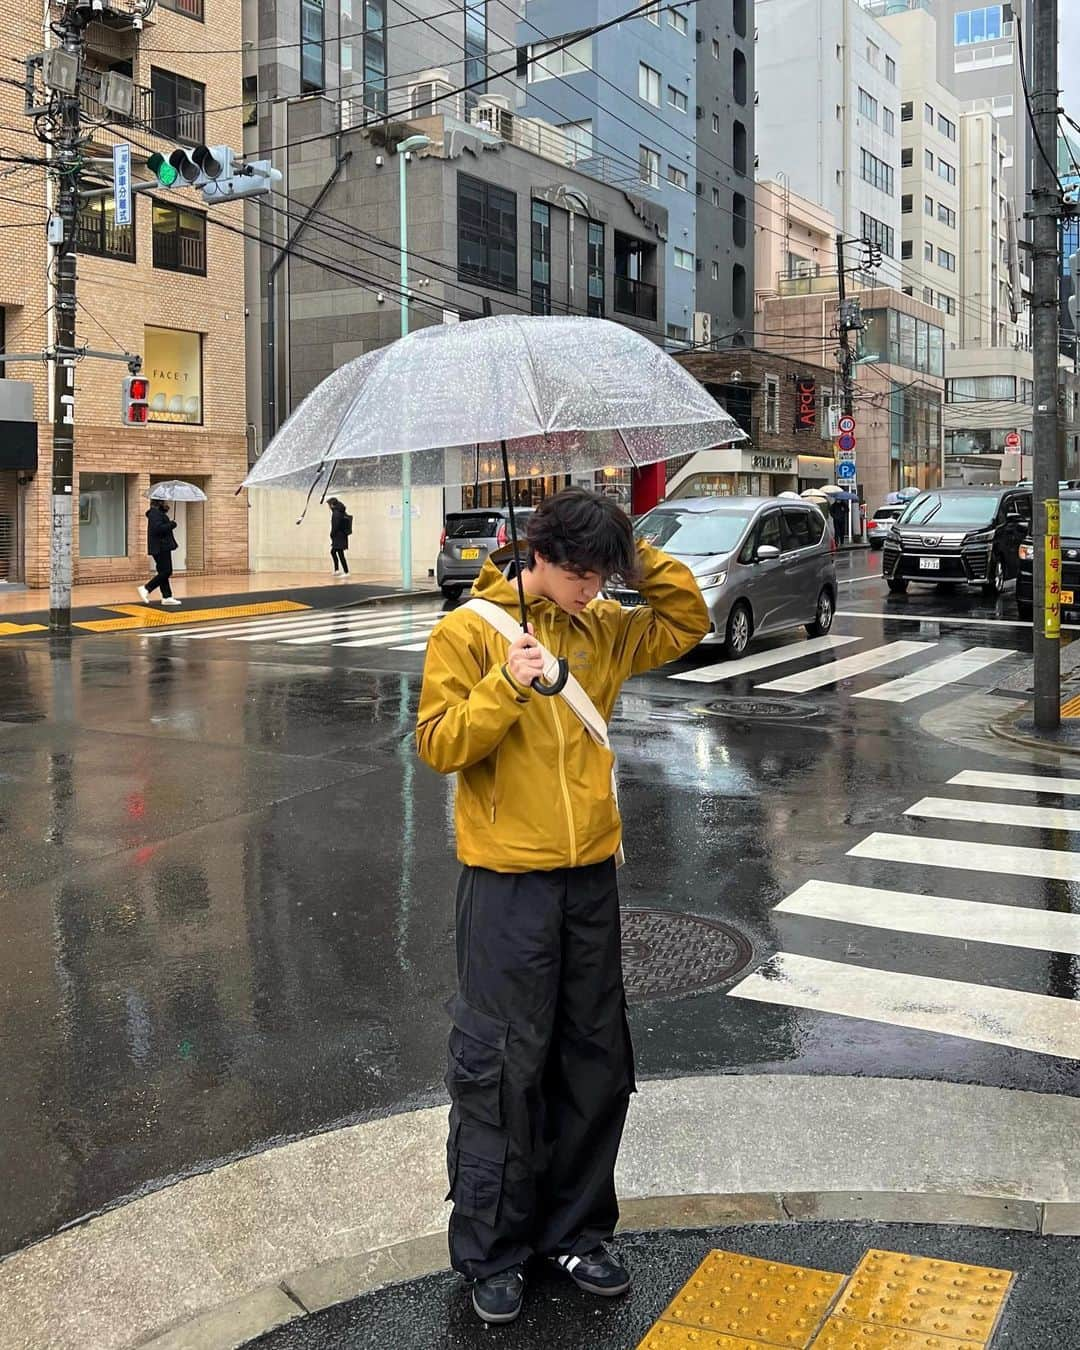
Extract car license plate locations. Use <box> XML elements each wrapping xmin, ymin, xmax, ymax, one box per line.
<box><xmin>460</xmin><ymin>548</ymin><xmax>480</xmax><ymax>560</ymax></box>
<box><xmin>1063</xmin><ymin>590</ymin><xmax>1074</xmax><ymax>606</ymax></box>
<box><xmin>919</xmin><ymin>557</ymin><xmax>940</xmax><ymax>571</ymax></box>
<box><xmin>610</xmin><ymin>590</ymin><xmax>646</xmax><ymax>607</ymax></box>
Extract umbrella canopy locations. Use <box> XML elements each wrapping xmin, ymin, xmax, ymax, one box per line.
<box><xmin>148</xmin><ymin>480</ymin><xmax>206</xmax><ymax>502</ymax></box>
<box><xmin>242</xmin><ymin>315</ymin><xmax>747</xmax><ymax>495</ymax></box>
<box><xmin>801</xmin><ymin>489</ymin><xmax>830</xmax><ymax>503</ymax></box>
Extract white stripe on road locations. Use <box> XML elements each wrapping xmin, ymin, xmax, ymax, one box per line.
<box><xmin>337</xmin><ymin>624</ymin><xmax>445</xmax><ymax>648</ymax></box>
<box><xmin>949</xmin><ymin>769</ymin><xmax>1080</xmax><ymax>796</ymax></box>
<box><xmin>849</xmin><ymin>832</ymin><xmax>1080</xmax><ymax>882</ymax></box>
<box><xmin>853</xmin><ymin>647</ymin><xmax>1011</xmax><ymax>703</ymax></box>
<box><xmin>391</xmin><ymin>641</ymin><xmax>432</xmax><ymax>652</ymax></box>
<box><xmin>834</xmin><ymin>610</ymin><xmax>1079</xmax><ymax>631</ymax></box>
<box><xmin>776</xmin><ymin>879</ymin><xmax>1080</xmax><ymax>956</ymax></box>
<box><xmin>156</xmin><ymin>605</ymin><xmax>437</xmax><ymax>640</ymax></box>
<box><xmin>729</xmin><ymin>952</ymin><xmax>1080</xmax><ymax>1060</ymax></box>
<box><xmin>667</xmin><ymin>635</ymin><xmax>860</xmax><ymax>684</ymax></box>
<box><xmin>282</xmin><ymin>616</ymin><xmax>441</xmax><ymax>646</ymax></box>
<box><xmin>837</xmin><ymin>575</ymin><xmax>887</xmax><ymax>586</ymax></box>
<box><xmin>906</xmin><ymin>795</ymin><xmax>1080</xmax><ymax>833</ymax></box>
<box><xmin>758</xmin><ymin>641</ymin><xmax>935</xmax><ymax>693</ymax></box>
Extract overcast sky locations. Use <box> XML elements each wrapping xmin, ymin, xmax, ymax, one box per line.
<box><xmin>1063</xmin><ymin>9</ymin><xmax>1080</xmax><ymax>124</ymax></box>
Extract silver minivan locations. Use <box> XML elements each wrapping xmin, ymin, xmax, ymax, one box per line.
<box><xmin>608</xmin><ymin>496</ymin><xmax>838</xmax><ymax>658</ymax></box>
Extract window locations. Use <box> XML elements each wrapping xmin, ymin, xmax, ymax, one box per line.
<box><xmin>860</xmin><ymin>309</ymin><xmax>945</xmax><ymax>376</ymax></box>
<box><xmin>587</xmin><ymin>220</ymin><xmax>604</xmax><ymax>317</ymax></box>
<box><xmin>711</xmin><ymin>260</ymin><xmax>719</xmax><ymax>280</ymax></box>
<box><xmin>639</xmin><ymin>145</ymin><xmax>660</xmax><ymax>188</ymax></box>
<box><xmin>924</xmin><ymin>241</ymin><xmax>934</xmax><ymax>261</ymax></box>
<box><xmin>144</xmin><ymin>326</ymin><xmax>203</xmax><ymax>424</ymax></box>
<box><xmin>76</xmin><ymin>196</ymin><xmax>135</xmax><ymax>262</ymax></box>
<box><xmin>937</xmin><ymin>202</ymin><xmax>956</xmax><ymax>228</ymax></box>
<box><xmin>666</xmin><ymin>323</ymin><xmax>689</xmax><ymax>342</ymax></box>
<box><xmin>242</xmin><ymin>74</ymin><xmax>257</xmax><ymax>127</ymax></box>
<box><xmin>711</xmin><ymin>186</ymin><xmax>720</xmax><ymax>206</ymax></box>
<box><xmin>955</xmin><ymin>6</ymin><xmax>1004</xmax><ymax>46</ymax></box>
<box><xmin>674</xmin><ymin>247</ymin><xmax>694</xmax><ymax>270</ymax></box>
<box><xmin>358</xmin><ymin>0</ymin><xmax>387</xmax><ymax>115</ymax></box>
<box><xmin>667</xmin><ymin>165</ymin><xmax>689</xmax><ymax>191</ymax></box>
<box><xmin>669</xmin><ymin>6</ymin><xmax>688</xmax><ymax>33</ymax></box>
<box><xmin>901</xmin><ymin>194</ymin><xmax>913</xmax><ymax>214</ymax></box>
<box><xmin>937</xmin><ymin>293</ymin><xmax>956</xmax><ymax>316</ymax></box>
<box><xmin>925</xmin><ymin>102</ymin><xmax>934</xmax><ymax>124</ymax></box>
<box><xmin>901</xmin><ymin>240</ymin><xmax>913</xmax><ymax>259</ymax></box>
<box><xmin>732</xmin><ymin>120</ymin><xmax>747</xmax><ymax>174</ymax></box>
<box><xmin>643</xmin><ymin>0</ymin><xmax>661</xmax><ymax>24</ymax></box>
<box><xmin>901</xmin><ymin>100</ymin><xmax>913</xmax><ymax>121</ymax></box>
<box><xmin>613</xmin><ymin>232</ymin><xmax>656</xmax><ymax>320</ymax></box>
<box><xmin>559</xmin><ymin>120</ymin><xmax>593</xmax><ymax>161</ymax></box>
<box><xmin>732</xmin><ymin>191</ymin><xmax>748</xmax><ymax>247</ymax></box>
<box><xmin>858</xmin><ymin>87</ymin><xmax>878</xmax><ymax>123</ymax></box>
<box><xmin>922</xmin><ymin>285</ymin><xmax>933</xmax><ymax>303</ymax></box>
<box><xmin>159</xmin><ymin>0</ymin><xmax>203</xmax><ymax>17</ymax></box>
<box><xmin>939</xmin><ymin>113</ymin><xmax>956</xmax><ymax>141</ymax></box>
<box><xmin>765</xmin><ymin>375</ymin><xmax>779</xmax><ymax>434</ymax></box>
<box><xmin>732</xmin><ymin>0</ymin><xmax>747</xmax><ymax>37</ymax></box>
<box><xmin>781</xmin><ymin>509</ymin><xmax>814</xmax><ymax>549</ymax></box>
<box><xmin>860</xmin><ymin>148</ymin><xmax>894</xmax><ymax>196</ymax></box>
<box><xmin>882</xmin><ymin>107</ymin><xmax>895</xmax><ymax>136</ymax></box>
<box><xmin>924</xmin><ymin>194</ymin><xmax>933</xmax><ymax>215</ymax></box>
<box><xmin>151</xmin><ymin>200</ymin><xmax>205</xmax><ymax>275</ymax></box>
<box><xmin>712</xmin><ymin>113</ymin><xmax>720</xmax><ymax>133</ymax></box>
<box><xmin>638</xmin><ymin>62</ymin><xmax>661</xmax><ymax>107</ymax></box>
<box><xmin>948</xmin><ymin>375</ymin><xmax>1016</xmax><ymax>401</ymax></box>
<box><xmin>668</xmin><ymin>85</ymin><xmax>688</xmax><ymax>113</ymax></box>
<box><xmin>531</xmin><ymin>200</ymin><xmax>551</xmax><ymax>315</ymax></box>
<box><xmin>866</xmin><ymin>38</ymin><xmax>879</xmax><ymax>68</ymax></box>
<box><xmin>938</xmin><ymin>158</ymin><xmax>957</xmax><ymax>185</ymax></box>
<box><xmin>79</xmin><ymin>474</ymin><xmax>127</xmax><ymax>558</ymax></box>
<box><xmin>732</xmin><ymin>262</ymin><xmax>747</xmax><ymax>316</ymax></box>
<box><xmin>925</xmin><ymin>149</ymin><xmax>934</xmax><ymax>170</ymax></box>
<box><xmin>901</xmin><ymin>147</ymin><xmax>913</xmax><ymax>167</ymax></box>
<box><xmin>464</xmin><ymin>0</ymin><xmax>487</xmax><ymax>108</ymax></box>
<box><xmin>300</xmin><ymin>0</ymin><xmax>324</xmax><ymax>92</ymax></box>
<box><xmin>712</xmin><ymin>38</ymin><xmax>720</xmax><ymax>59</ymax></box>
<box><xmin>939</xmin><ymin>247</ymin><xmax>956</xmax><ymax>271</ymax></box>
<box><xmin>528</xmin><ymin>32</ymin><xmax>592</xmax><ymax>80</ymax></box>
<box><xmin>149</xmin><ymin>68</ymin><xmax>205</xmax><ymax>143</ymax></box>
<box><xmin>732</xmin><ymin>48</ymin><xmax>747</xmax><ymax>105</ymax></box>
<box><xmin>860</xmin><ymin>212</ymin><xmax>895</xmax><ymax>258</ymax></box>
<box><xmin>458</xmin><ymin>174</ymin><xmax>517</xmax><ymax>291</ymax></box>
<box><xmin>885</xmin><ymin>54</ymin><xmax>896</xmax><ymax>84</ymax></box>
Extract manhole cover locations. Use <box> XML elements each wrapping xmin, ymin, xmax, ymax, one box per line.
<box><xmin>621</xmin><ymin>908</ymin><xmax>752</xmax><ymax>1003</ymax></box>
<box><xmin>694</xmin><ymin>696</ymin><xmax>820</xmax><ymax>721</ymax></box>
<box><xmin>0</xmin><ymin>711</ymin><xmax>45</xmax><ymax>723</ymax></box>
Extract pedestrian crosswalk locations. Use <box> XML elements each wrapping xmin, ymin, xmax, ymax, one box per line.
<box><xmin>728</xmin><ymin>768</ymin><xmax>1080</xmax><ymax>1060</ymax></box>
<box><xmin>146</xmin><ymin>604</ymin><xmax>446</xmax><ymax>652</ymax></box>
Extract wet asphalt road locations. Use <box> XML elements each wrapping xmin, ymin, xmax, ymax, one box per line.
<box><xmin>1</xmin><ymin>550</ymin><xmax>1078</xmax><ymax>1256</ymax></box>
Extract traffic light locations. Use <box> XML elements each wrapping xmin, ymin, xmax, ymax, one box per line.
<box><xmin>122</xmin><ymin>375</ymin><xmax>149</xmax><ymax>425</ymax></box>
<box><xmin>202</xmin><ymin>159</ymin><xmax>282</xmax><ymax>201</ymax></box>
<box><xmin>146</xmin><ymin>144</ymin><xmax>231</xmax><ymax>191</ymax></box>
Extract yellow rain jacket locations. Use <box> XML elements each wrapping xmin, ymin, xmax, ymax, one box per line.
<box><xmin>416</xmin><ymin>542</ymin><xmax>709</xmax><ymax>873</ymax></box>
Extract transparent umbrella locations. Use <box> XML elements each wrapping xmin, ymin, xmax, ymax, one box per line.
<box><xmin>243</xmin><ymin>315</ymin><xmax>746</xmax><ymax>691</ymax></box>
<box><xmin>147</xmin><ymin>479</ymin><xmax>207</xmax><ymax>501</ymax></box>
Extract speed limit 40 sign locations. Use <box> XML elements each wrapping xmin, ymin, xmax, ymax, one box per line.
<box><xmin>838</xmin><ymin>415</ymin><xmax>856</xmax><ymax>435</ymax></box>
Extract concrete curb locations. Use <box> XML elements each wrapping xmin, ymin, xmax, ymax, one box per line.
<box><xmin>989</xmin><ymin>707</ymin><xmax>1080</xmax><ymax>758</ymax></box>
<box><xmin>4</xmin><ymin>1074</ymin><xmax>1080</xmax><ymax>1350</ymax></box>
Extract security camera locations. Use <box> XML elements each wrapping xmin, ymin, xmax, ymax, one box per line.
<box><xmin>730</xmin><ymin>369</ymin><xmax>743</xmax><ymax>383</ymax></box>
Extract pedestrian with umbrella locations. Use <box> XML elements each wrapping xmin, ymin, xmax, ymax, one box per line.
<box><xmin>242</xmin><ymin>315</ymin><xmax>744</xmax><ymax>1326</ymax></box>
<box><xmin>327</xmin><ymin>497</ymin><xmax>352</xmax><ymax>576</ymax></box>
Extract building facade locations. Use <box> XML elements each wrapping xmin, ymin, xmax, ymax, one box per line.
<box><xmin>0</xmin><ymin>0</ymin><xmax>248</xmax><ymax>589</ymax></box>
<box><xmin>754</xmin><ymin>180</ymin><xmax>838</xmax><ymax>311</ymax></box>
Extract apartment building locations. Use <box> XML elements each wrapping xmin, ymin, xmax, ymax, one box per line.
<box><xmin>754</xmin><ymin>179</ymin><xmax>839</xmax><ymax>308</ymax></box>
<box><xmin>0</xmin><ymin>0</ymin><xmax>248</xmax><ymax>589</ymax></box>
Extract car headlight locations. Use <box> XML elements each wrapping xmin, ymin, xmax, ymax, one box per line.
<box><xmin>964</xmin><ymin>529</ymin><xmax>995</xmax><ymax>545</ymax></box>
<box><xmin>1018</xmin><ymin>543</ymin><xmax>1034</xmax><ymax>562</ymax></box>
<box><xmin>696</xmin><ymin>571</ymin><xmax>728</xmax><ymax>589</ymax></box>
<box><xmin>887</xmin><ymin>527</ymin><xmax>901</xmax><ymax>542</ymax></box>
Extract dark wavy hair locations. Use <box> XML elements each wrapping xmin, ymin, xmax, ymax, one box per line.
<box><xmin>525</xmin><ymin>488</ymin><xmax>640</xmax><ymax>584</ymax></box>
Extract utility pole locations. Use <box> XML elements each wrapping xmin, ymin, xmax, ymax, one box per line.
<box><xmin>395</xmin><ymin>133</ymin><xmax>431</xmax><ymax>592</ymax></box>
<box><xmin>1031</xmin><ymin>0</ymin><xmax>1062</xmax><ymax>731</ymax></box>
<box><xmin>835</xmin><ymin>235</ymin><xmax>856</xmax><ymax>417</ymax></box>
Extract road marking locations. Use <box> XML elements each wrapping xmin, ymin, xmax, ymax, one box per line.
<box><xmin>849</xmin><ymin>831</ymin><xmax>1080</xmax><ymax>882</ymax></box>
<box><xmin>163</xmin><ymin>605</ymin><xmax>436</xmax><ymax>640</ymax></box>
<box><xmin>392</xmin><ymin>641</ymin><xmax>431</xmax><ymax>652</ymax></box>
<box><xmin>0</xmin><ymin>621</ymin><xmax>47</xmax><ymax>636</ymax></box>
<box><xmin>907</xmin><ymin>795</ymin><xmax>1080</xmax><ymax>833</ymax></box>
<box><xmin>729</xmin><ymin>951</ymin><xmax>1080</xmax><ymax>1059</ymax></box>
<box><xmin>282</xmin><ymin>616</ymin><xmax>441</xmax><ymax>646</ymax></box>
<box><xmin>837</xmin><ymin>574</ymin><xmax>887</xmax><ymax>585</ymax></box>
<box><xmin>949</xmin><ymin>769</ymin><xmax>1080</xmax><ymax>796</ymax></box>
<box><xmin>79</xmin><ymin>600</ymin><xmax>309</xmax><ymax>632</ymax></box>
<box><xmin>758</xmin><ymin>640</ymin><xmax>934</xmax><ymax>692</ymax></box>
<box><xmin>668</xmin><ymin>634</ymin><xmax>860</xmax><ymax>684</ymax></box>
<box><xmin>835</xmin><ymin>609</ymin><xmax>1080</xmax><ymax>631</ymax></box>
<box><xmin>337</xmin><ymin>623</ymin><xmax>445</xmax><ymax>648</ymax></box>
<box><xmin>777</xmin><ymin>879</ymin><xmax>1080</xmax><ymax>956</ymax></box>
<box><xmin>854</xmin><ymin>646</ymin><xmax>1011</xmax><ymax>703</ymax></box>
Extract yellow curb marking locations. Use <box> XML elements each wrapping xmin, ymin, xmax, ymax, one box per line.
<box><xmin>74</xmin><ymin>600</ymin><xmax>310</xmax><ymax>632</ymax></box>
<box><xmin>638</xmin><ymin>1250</ymin><xmax>1015</xmax><ymax>1350</ymax></box>
<box><xmin>0</xmin><ymin>622</ymin><xmax>47</xmax><ymax>636</ymax></box>
<box><xmin>1061</xmin><ymin>693</ymin><xmax>1080</xmax><ymax>718</ymax></box>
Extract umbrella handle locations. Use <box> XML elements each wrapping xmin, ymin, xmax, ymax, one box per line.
<box><xmin>532</xmin><ymin>659</ymin><xmax>569</xmax><ymax>697</ymax></box>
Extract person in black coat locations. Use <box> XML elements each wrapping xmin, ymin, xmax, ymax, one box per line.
<box><xmin>138</xmin><ymin>501</ymin><xmax>181</xmax><ymax>606</ymax></box>
<box><xmin>328</xmin><ymin>497</ymin><xmax>352</xmax><ymax>575</ymax></box>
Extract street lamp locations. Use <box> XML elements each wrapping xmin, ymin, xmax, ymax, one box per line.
<box><xmin>396</xmin><ymin>132</ymin><xmax>431</xmax><ymax>591</ymax></box>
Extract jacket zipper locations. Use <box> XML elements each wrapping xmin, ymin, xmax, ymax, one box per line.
<box><xmin>547</xmin><ymin>662</ymin><xmax>578</xmax><ymax>867</ymax></box>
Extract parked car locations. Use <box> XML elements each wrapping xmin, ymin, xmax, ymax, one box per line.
<box><xmin>881</xmin><ymin>486</ymin><xmax>1032</xmax><ymax>596</ymax></box>
<box><xmin>606</xmin><ymin>496</ymin><xmax>837</xmax><ymax>659</ymax></box>
<box><xmin>866</xmin><ymin>504</ymin><xmax>905</xmax><ymax>550</ymax></box>
<box><xmin>436</xmin><ymin>506</ymin><xmax>535</xmax><ymax>598</ymax></box>
<box><xmin>1016</xmin><ymin>490</ymin><xmax>1080</xmax><ymax>622</ymax></box>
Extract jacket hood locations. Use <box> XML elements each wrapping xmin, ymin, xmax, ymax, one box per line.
<box><xmin>146</xmin><ymin>504</ymin><xmax>168</xmax><ymax>518</ymax></box>
<box><xmin>471</xmin><ymin>557</ymin><xmax>563</xmax><ymax>620</ymax></box>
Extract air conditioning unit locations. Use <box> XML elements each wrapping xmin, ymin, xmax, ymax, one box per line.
<box><xmin>470</xmin><ymin>97</ymin><xmax>513</xmax><ymax>139</ymax></box>
<box><xmin>408</xmin><ymin>69</ymin><xmax>453</xmax><ymax>117</ymax></box>
<box><xmin>692</xmin><ymin>311</ymin><xmax>712</xmax><ymax>347</ymax></box>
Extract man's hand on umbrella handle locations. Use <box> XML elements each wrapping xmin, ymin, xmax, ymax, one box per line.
<box><xmin>508</xmin><ymin>626</ymin><xmax>545</xmax><ymax>688</ymax></box>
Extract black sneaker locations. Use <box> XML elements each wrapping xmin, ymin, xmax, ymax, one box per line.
<box><xmin>471</xmin><ymin>1265</ymin><xmax>526</xmax><ymax>1324</ymax></box>
<box><xmin>553</xmin><ymin>1245</ymin><xmax>631</xmax><ymax>1296</ymax></box>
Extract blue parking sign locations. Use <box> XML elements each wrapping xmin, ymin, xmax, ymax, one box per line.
<box><xmin>837</xmin><ymin>460</ymin><xmax>856</xmax><ymax>480</ymax></box>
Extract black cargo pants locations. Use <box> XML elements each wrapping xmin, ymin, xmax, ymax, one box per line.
<box><xmin>445</xmin><ymin>857</ymin><xmax>635</xmax><ymax>1280</ymax></box>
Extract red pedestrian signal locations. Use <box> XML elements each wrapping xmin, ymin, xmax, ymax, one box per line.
<box><xmin>122</xmin><ymin>375</ymin><xmax>150</xmax><ymax>425</ymax></box>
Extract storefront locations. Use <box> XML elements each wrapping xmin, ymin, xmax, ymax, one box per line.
<box><xmin>797</xmin><ymin>454</ymin><xmax>837</xmax><ymax>492</ymax></box>
<box><xmin>461</xmin><ymin>467</ymin><xmax>632</xmax><ymax>511</ymax></box>
<box><xmin>665</xmin><ymin>448</ymin><xmax>800</xmax><ymax>500</ymax></box>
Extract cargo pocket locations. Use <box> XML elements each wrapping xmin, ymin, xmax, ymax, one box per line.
<box><xmin>447</xmin><ymin>1119</ymin><xmax>509</xmax><ymax>1225</ymax></box>
<box><xmin>444</xmin><ymin>994</ymin><xmax>508</xmax><ymax>1128</ymax></box>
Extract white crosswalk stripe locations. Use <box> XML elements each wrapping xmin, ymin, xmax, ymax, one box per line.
<box><xmin>667</xmin><ymin>635</ymin><xmax>859</xmax><ymax>684</ymax></box>
<box><xmin>148</xmin><ymin>605</ymin><xmax>445</xmax><ymax>650</ymax></box>
<box><xmin>757</xmin><ymin>640</ymin><xmax>935</xmax><ymax>692</ymax></box>
<box><xmin>854</xmin><ymin>646</ymin><xmax>1010</xmax><ymax>703</ymax></box>
<box><xmin>727</xmin><ymin>771</ymin><xmax>1080</xmax><ymax>1060</ymax></box>
<box><xmin>280</xmin><ymin>616</ymin><xmax>440</xmax><ymax>646</ymax></box>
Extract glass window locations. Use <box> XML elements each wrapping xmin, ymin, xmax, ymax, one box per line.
<box><xmin>937</xmin><ymin>202</ymin><xmax>956</xmax><ymax>228</ymax></box>
<box><xmin>144</xmin><ymin>326</ymin><xmax>203</xmax><ymax>424</ymax></box>
<box><xmin>901</xmin><ymin>493</ymin><xmax>1000</xmax><ymax>527</ymax></box>
<box><xmin>711</xmin><ymin>260</ymin><xmax>719</xmax><ymax>280</ymax></box>
<box><xmin>885</xmin><ymin>54</ymin><xmax>896</xmax><ymax>84</ymax></box>
<box><xmin>781</xmin><ymin>509</ymin><xmax>813</xmax><ymax>549</ymax></box>
<box><xmin>882</xmin><ymin>106</ymin><xmax>895</xmax><ymax>135</ymax></box>
<box><xmin>242</xmin><ymin>74</ymin><xmax>257</xmax><ymax>126</ymax></box>
<box><xmin>860</xmin><ymin>148</ymin><xmax>893</xmax><ymax>195</ymax></box>
<box><xmin>300</xmin><ymin>0</ymin><xmax>324</xmax><ymax>92</ymax></box>
<box><xmin>924</xmin><ymin>241</ymin><xmax>934</xmax><ymax>262</ymax></box>
<box><xmin>939</xmin><ymin>247</ymin><xmax>956</xmax><ymax>271</ymax></box>
<box><xmin>559</xmin><ymin>120</ymin><xmax>593</xmax><ymax>161</ymax></box>
<box><xmin>858</xmin><ymin>87</ymin><xmax>878</xmax><ymax>123</ymax></box>
<box><xmin>666</xmin><ymin>323</ymin><xmax>689</xmax><ymax>341</ymax></box>
<box><xmin>925</xmin><ymin>102</ymin><xmax>934</xmax><ymax>124</ymax></box>
<box><xmin>669</xmin><ymin>6</ymin><xmax>687</xmax><ymax>33</ymax></box>
<box><xmin>667</xmin><ymin>165</ymin><xmax>689</xmax><ymax>191</ymax></box>
<box><xmin>76</xmin><ymin>196</ymin><xmax>135</xmax><ymax>262</ymax></box>
<box><xmin>901</xmin><ymin>239</ymin><xmax>913</xmax><ymax>259</ymax></box>
<box><xmin>637</xmin><ymin>506</ymin><xmax>755</xmax><ymax>553</ymax></box>
<box><xmin>674</xmin><ymin>247</ymin><xmax>694</xmax><ymax>270</ymax></box>
<box><xmin>711</xmin><ymin>113</ymin><xmax>720</xmax><ymax>133</ymax></box>
<box><xmin>458</xmin><ymin>174</ymin><xmax>517</xmax><ymax>290</ymax></box>
<box><xmin>79</xmin><ymin>474</ymin><xmax>127</xmax><ymax>558</ymax></box>
<box><xmin>587</xmin><ymin>220</ymin><xmax>604</xmax><ymax>317</ymax></box>
<box><xmin>149</xmin><ymin>67</ymin><xmax>205</xmax><ymax>143</ymax></box>
<box><xmin>643</xmin><ymin>0</ymin><xmax>660</xmax><ymax>23</ymax></box>
<box><xmin>938</xmin><ymin>158</ymin><xmax>957</xmax><ymax>185</ymax></box>
<box><xmin>528</xmin><ymin>32</ymin><xmax>592</xmax><ymax>80</ymax></box>
<box><xmin>860</xmin><ymin>212</ymin><xmax>894</xmax><ymax>258</ymax></box>
<box><xmin>925</xmin><ymin>194</ymin><xmax>933</xmax><ymax>215</ymax></box>
<box><xmin>939</xmin><ymin>113</ymin><xmax>956</xmax><ymax>140</ymax></box>
<box><xmin>925</xmin><ymin>149</ymin><xmax>934</xmax><ymax>170</ymax></box>
<box><xmin>639</xmin><ymin>145</ymin><xmax>660</xmax><ymax>188</ymax></box>
<box><xmin>464</xmin><ymin>0</ymin><xmax>487</xmax><ymax>107</ymax></box>
<box><xmin>901</xmin><ymin>101</ymin><xmax>913</xmax><ymax>121</ymax></box>
<box><xmin>866</xmin><ymin>39</ymin><xmax>879</xmax><ymax>67</ymax></box>
<box><xmin>638</xmin><ymin>62</ymin><xmax>661</xmax><ymax>106</ymax></box>
<box><xmin>901</xmin><ymin>147</ymin><xmax>912</xmax><ymax>166</ymax></box>
<box><xmin>901</xmin><ymin>194</ymin><xmax>912</xmax><ymax>213</ymax></box>
<box><xmin>757</xmin><ymin>510</ymin><xmax>782</xmax><ymax>552</ymax></box>
<box><xmin>668</xmin><ymin>85</ymin><xmax>688</xmax><ymax>113</ymax></box>
<box><xmin>711</xmin><ymin>186</ymin><xmax>720</xmax><ymax>206</ymax></box>
<box><xmin>151</xmin><ymin>200</ymin><xmax>206</xmax><ymax>275</ymax></box>
<box><xmin>531</xmin><ymin>200</ymin><xmax>551</xmax><ymax>315</ymax></box>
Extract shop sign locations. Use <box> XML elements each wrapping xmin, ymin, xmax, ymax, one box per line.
<box><xmin>750</xmin><ymin>454</ymin><xmax>795</xmax><ymax>473</ymax></box>
<box><xmin>794</xmin><ymin>377</ymin><xmax>816</xmax><ymax>432</ymax></box>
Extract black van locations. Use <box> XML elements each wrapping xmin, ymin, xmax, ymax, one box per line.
<box><xmin>881</xmin><ymin>487</ymin><xmax>1032</xmax><ymax>596</ymax></box>
<box><xmin>1016</xmin><ymin>490</ymin><xmax>1080</xmax><ymax>622</ymax></box>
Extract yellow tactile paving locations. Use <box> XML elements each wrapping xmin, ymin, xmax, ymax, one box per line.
<box><xmin>1061</xmin><ymin>693</ymin><xmax>1080</xmax><ymax>718</ymax></box>
<box><xmin>812</xmin><ymin>1316</ymin><xmax>977</xmax><ymax>1347</ymax></box>
<box><xmin>638</xmin><ymin>1323</ymin><xmax>785</xmax><ymax>1349</ymax></box>
<box><xmin>825</xmin><ymin>1250</ymin><xmax>1013</xmax><ymax>1345</ymax></box>
<box><xmin>647</xmin><ymin>1250</ymin><xmax>846</xmax><ymax>1349</ymax></box>
<box><xmin>0</xmin><ymin>621</ymin><xmax>47</xmax><ymax>636</ymax></box>
<box><xmin>73</xmin><ymin>600</ymin><xmax>309</xmax><ymax>632</ymax></box>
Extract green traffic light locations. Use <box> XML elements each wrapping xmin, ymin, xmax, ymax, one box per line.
<box><xmin>147</xmin><ymin>152</ymin><xmax>179</xmax><ymax>187</ymax></box>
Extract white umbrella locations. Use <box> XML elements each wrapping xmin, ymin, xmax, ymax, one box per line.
<box><xmin>148</xmin><ymin>480</ymin><xmax>206</xmax><ymax>501</ymax></box>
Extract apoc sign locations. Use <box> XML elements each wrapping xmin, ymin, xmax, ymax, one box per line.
<box><xmin>794</xmin><ymin>377</ymin><xmax>816</xmax><ymax>432</ymax></box>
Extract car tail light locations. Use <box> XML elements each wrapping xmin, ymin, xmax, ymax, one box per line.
<box><xmin>830</xmin><ymin>533</ymin><xmax>838</xmax><ymax>553</ymax></box>
<box><xmin>440</xmin><ymin>529</ymin><xmax>446</xmax><ymax>548</ymax></box>
<box><xmin>1019</xmin><ymin>543</ymin><xmax>1034</xmax><ymax>562</ymax></box>
<box><xmin>496</xmin><ymin>522</ymin><xmax>508</xmax><ymax>547</ymax></box>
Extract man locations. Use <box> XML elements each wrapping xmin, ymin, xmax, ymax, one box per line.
<box><xmin>137</xmin><ymin>500</ymin><xmax>181</xmax><ymax>608</ymax></box>
<box><xmin>328</xmin><ymin>497</ymin><xmax>352</xmax><ymax>576</ymax></box>
<box><xmin>416</xmin><ymin>488</ymin><xmax>708</xmax><ymax>1325</ymax></box>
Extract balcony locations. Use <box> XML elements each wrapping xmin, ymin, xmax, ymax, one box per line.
<box><xmin>75</xmin><ymin>206</ymin><xmax>135</xmax><ymax>262</ymax></box>
<box><xmin>152</xmin><ymin>228</ymin><xmax>206</xmax><ymax>275</ymax></box>
<box><xmin>613</xmin><ymin>275</ymin><xmax>657</xmax><ymax>321</ymax></box>
<box><xmin>158</xmin><ymin>0</ymin><xmax>203</xmax><ymax>17</ymax></box>
<box><xmin>80</xmin><ymin>78</ymin><xmax>203</xmax><ymax>144</ymax></box>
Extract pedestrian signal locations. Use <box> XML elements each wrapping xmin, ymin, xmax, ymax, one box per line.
<box><xmin>122</xmin><ymin>375</ymin><xmax>150</xmax><ymax>425</ymax></box>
